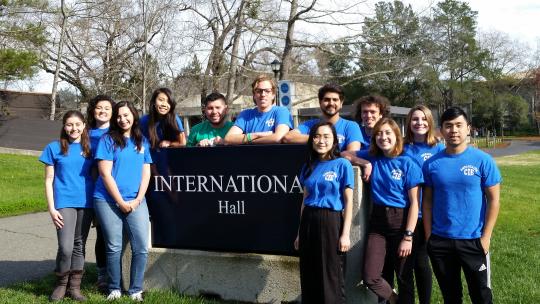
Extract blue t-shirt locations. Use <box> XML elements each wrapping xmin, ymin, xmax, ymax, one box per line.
<box><xmin>39</xmin><ymin>141</ymin><xmax>94</xmax><ymax>209</ymax></box>
<box><xmin>93</xmin><ymin>135</ymin><xmax>153</xmax><ymax>203</ymax></box>
<box><xmin>139</xmin><ymin>114</ymin><xmax>185</xmax><ymax>142</ymax></box>
<box><xmin>299</xmin><ymin>158</ymin><xmax>354</xmax><ymax>211</ymax></box>
<box><xmin>403</xmin><ymin>142</ymin><xmax>445</xmax><ymax>217</ymax></box>
<box><xmin>359</xmin><ymin>126</ymin><xmax>371</xmax><ymax>151</ymax></box>
<box><xmin>297</xmin><ymin>117</ymin><xmax>364</xmax><ymax>151</ymax></box>
<box><xmin>233</xmin><ymin>106</ymin><xmax>293</xmax><ymax>133</ymax></box>
<box><xmin>403</xmin><ymin>142</ymin><xmax>445</xmax><ymax>168</ymax></box>
<box><xmin>422</xmin><ymin>146</ymin><xmax>502</xmax><ymax>239</ymax></box>
<box><xmin>357</xmin><ymin>151</ymin><xmax>423</xmax><ymax>208</ymax></box>
<box><xmin>89</xmin><ymin>127</ymin><xmax>108</xmax><ymax>156</ymax></box>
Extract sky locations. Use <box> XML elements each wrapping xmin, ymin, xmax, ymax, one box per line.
<box><xmin>9</xmin><ymin>0</ymin><xmax>540</xmax><ymax>94</ymax></box>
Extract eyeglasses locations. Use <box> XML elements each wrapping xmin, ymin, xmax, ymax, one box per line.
<box><xmin>254</xmin><ymin>88</ymin><xmax>273</xmax><ymax>95</ymax></box>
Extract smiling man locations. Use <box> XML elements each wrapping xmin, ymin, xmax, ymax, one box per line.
<box><xmin>422</xmin><ymin>107</ymin><xmax>501</xmax><ymax>304</ymax></box>
<box><xmin>352</xmin><ymin>95</ymin><xmax>391</xmax><ymax>150</ymax></box>
<box><xmin>224</xmin><ymin>74</ymin><xmax>292</xmax><ymax>145</ymax></box>
<box><xmin>282</xmin><ymin>83</ymin><xmax>363</xmax><ymax>152</ymax></box>
<box><xmin>187</xmin><ymin>92</ymin><xmax>233</xmax><ymax>147</ymax></box>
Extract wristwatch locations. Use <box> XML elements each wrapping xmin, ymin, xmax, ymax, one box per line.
<box><xmin>403</xmin><ymin>230</ymin><xmax>414</xmax><ymax>237</ymax></box>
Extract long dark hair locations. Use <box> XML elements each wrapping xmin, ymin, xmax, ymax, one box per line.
<box><xmin>108</xmin><ymin>101</ymin><xmax>144</xmax><ymax>151</ymax></box>
<box><xmin>148</xmin><ymin>88</ymin><xmax>180</xmax><ymax>149</ymax></box>
<box><xmin>302</xmin><ymin>121</ymin><xmax>340</xmax><ymax>179</ymax></box>
<box><xmin>60</xmin><ymin>110</ymin><xmax>91</xmax><ymax>157</ymax></box>
<box><xmin>86</xmin><ymin>94</ymin><xmax>115</xmax><ymax>129</ymax></box>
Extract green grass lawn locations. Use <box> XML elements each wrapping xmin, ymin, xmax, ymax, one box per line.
<box><xmin>0</xmin><ymin>151</ymin><xmax>539</xmax><ymax>303</ymax></box>
<box><xmin>0</xmin><ymin>153</ymin><xmax>46</xmax><ymax>217</ymax></box>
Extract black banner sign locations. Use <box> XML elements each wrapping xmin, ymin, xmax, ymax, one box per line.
<box><xmin>146</xmin><ymin>144</ymin><xmax>307</xmax><ymax>256</ymax></box>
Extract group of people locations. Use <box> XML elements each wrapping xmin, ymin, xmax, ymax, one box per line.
<box><xmin>40</xmin><ymin>74</ymin><xmax>501</xmax><ymax>304</ymax></box>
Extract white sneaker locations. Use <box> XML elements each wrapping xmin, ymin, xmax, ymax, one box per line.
<box><xmin>130</xmin><ymin>291</ymin><xmax>143</xmax><ymax>302</ymax></box>
<box><xmin>106</xmin><ymin>289</ymin><xmax>122</xmax><ymax>300</ymax></box>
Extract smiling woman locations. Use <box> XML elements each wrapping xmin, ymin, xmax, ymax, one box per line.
<box><xmin>38</xmin><ymin>110</ymin><xmax>94</xmax><ymax>301</ymax></box>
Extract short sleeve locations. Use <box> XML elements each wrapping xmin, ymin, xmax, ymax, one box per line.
<box><xmin>187</xmin><ymin>124</ymin><xmax>198</xmax><ymax>147</ymax></box>
<box><xmin>233</xmin><ymin>110</ymin><xmax>249</xmax><ymax>132</ymax></box>
<box><xmin>341</xmin><ymin>160</ymin><xmax>354</xmax><ymax>189</ymax></box>
<box><xmin>422</xmin><ymin>161</ymin><xmax>433</xmax><ymax>187</ymax></box>
<box><xmin>481</xmin><ymin>157</ymin><xmax>502</xmax><ymax>187</ymax></box>
<box><xmin>175</xmin><ymin>114</ymin><xmax>185</xmax><ymax>132</ymax></box>
<box><xmin>275</xmin><ymin>107</ymin><xmax>293</xmax><ymax>128</ymax></box>
<box><xmin>297</xmin><ymin>123</ymin><xmax>311</xmax><ymax>135</ymax></box>
<box><xmin>298</xmin><ymin>164</ymin><xmax>307</xmax><ymax>187</ymax></box>
<box><xmin>346</xmin><ymin>122</ymin><xmax>363</xmax><ymax>145</ymax></box>
<box><xmin>143</xmin><ymin>140</ymin><xmax>153</xmax><ymax>164</ymax></box>
<box><xmin>95</xmin><ymin>135</ymin><xmax>115</xmax><ymax>161</ymax></box>
<box><xmin>39</xmin><ymin>142</ymin><xmax>56</xmax><ymax>166</ymax></box>
<box><xmin>405</xmin><ymin>160</ymin><xmax>424</xmax><ymax>190</ymax></box>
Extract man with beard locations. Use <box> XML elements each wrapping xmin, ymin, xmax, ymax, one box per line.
<box><xmin>224</xmin><ymin>74</ymin><xmax>292</xmax><ymax>145</ymax></box>
<box><xmin>282</xmin><ymin>83</ymin><xmax>363</xmax><ymax>152</ymax></box>
<box><xmin>187</xmin><ymin>92</ymin><xmax>233</xmax><ymax>147</ymax></box>
<box><xmin>352</xmin><ymin>95</ymin><xmax>391</xmax><ymax>150</ymax></box>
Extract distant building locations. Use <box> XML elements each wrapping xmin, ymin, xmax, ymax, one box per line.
<box><xmin>0</xmin><ymin>90</ymin><xmax>53</xmax><ymax>119</ymax></box>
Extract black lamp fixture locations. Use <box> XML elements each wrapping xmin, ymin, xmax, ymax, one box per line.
<box><xmin>270</xmin><ymin>59</ymin><xmax>280</xmax><ymax>80</ymax></box>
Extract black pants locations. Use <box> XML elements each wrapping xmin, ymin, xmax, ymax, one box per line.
<box><xmin>413</xmin><ymin>219</ymin><xmax>432</xmax><ymax>304</ymax></box>
<box><xmin>427</xmin><ymin>235</ymin><xmax>492</xmax><ymax>304</ymax></box>
<box><xmin>299</xmin><ymin>206</ymin><xmax>345</xmax><ymax>304</ymax></box>
<box><xmin>95</xmin><ymin>221</ymin><xmax>107</xmax><ymax>269</ymax></box>
<box><xmin>363</xmin><ymin>205</ymin><xmax>414</xmax><ymax>304</ymax></box>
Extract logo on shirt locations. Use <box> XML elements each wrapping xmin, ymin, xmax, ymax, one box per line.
<box><xmin>460</xmin><ymin>165</ymin><xmax>478</xmax><ymax>176</ymax></box>
<box><xmin>265</xmin><ymin>118</ymin><xmax>275</xmax><ymax>127</ymax></box>
<box><xmin>421</xmin><ymin>152</ymin><xmax>433</xmax><ymax>161</ymax></box>
<box><xmin>337</xmin><ymin>134</ymin><xmax>345</xmax><ymax>144</ymax></box>
<box><xmin>323</xmin><ymin>171</ymin><xmax>337</xmax><ymax>181</ymax></box>
<box><xmin>391</xmin><ymin>169</ymin><xmax>403</xmax><ymax>180</ymax></box>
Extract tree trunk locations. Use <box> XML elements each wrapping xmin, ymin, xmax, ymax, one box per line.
<box><xmin>49</xmin><ymin>0</ymin><xmax>67</xmax><ymax>121</ymax></box>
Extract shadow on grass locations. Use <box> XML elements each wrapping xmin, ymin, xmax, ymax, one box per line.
<box><xmin>0</xmin><ymin>263</ymin><xmax>261</xmax><ymax>303</ymax></box>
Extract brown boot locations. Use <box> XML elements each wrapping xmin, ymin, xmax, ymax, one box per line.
<box><xmin>49</xmin><ymin>271</ymin><xmax>69</xmax><ymax>301</ymax></box>
<box><xmin>67</xmin><ymin>270</ymin><xmax>87</xmax><ymax>301</ymax></box>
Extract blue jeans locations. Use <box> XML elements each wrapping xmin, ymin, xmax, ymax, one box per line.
<box><xmin>94</xmin><ymin>199</ymin><xmax>149</xmax><ymax>294</ymax></box>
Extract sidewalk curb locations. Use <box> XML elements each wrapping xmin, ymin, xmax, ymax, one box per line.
<box><xmin>0</xmin><ymin>147</ymin><xmax>41</xmax><ymax>156</ymax></box>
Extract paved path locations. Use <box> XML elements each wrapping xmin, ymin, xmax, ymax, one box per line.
<box><xmin>483</xmin><ymin>139</ymin><xmax>540</xmax><ymax>157</ymax></box>
<box><xmin>0</xmin><ymin>212</ymin><xmax>96</xmax><ymax>287</ymax></box>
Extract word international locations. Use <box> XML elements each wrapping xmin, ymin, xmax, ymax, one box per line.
<box><xmin>153</xmin><ymin>174</ymin><xmax>303</xmax><ymax>194</ymax></box>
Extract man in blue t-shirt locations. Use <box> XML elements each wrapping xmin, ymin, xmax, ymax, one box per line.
<box><xmin>352</xmin><ymin>95</ymin><xmax>391</xmax><ymax>150</ymax></box>
<box><xmin>282</xmin><ymin>83</ymin><xmax>363</xmax><ymax>152</ymax></box>
<box><xmin>224</xmin><ymin>74</ymin><xmax>292</xmax><ymax>144</ymax></box>
<box><xmin>422</xmin><ymin>107</ymin><xmax>501</xmax><ymax>304</ymax></box>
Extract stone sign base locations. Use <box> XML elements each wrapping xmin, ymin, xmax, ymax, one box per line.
<box><xmin>123</xmin><ymin>167</ymin><xmax>377</xmax><ymax>303</ymax></box>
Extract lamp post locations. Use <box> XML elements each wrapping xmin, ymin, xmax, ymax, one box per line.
<box><xmin>270</xmin><ymin>59</ymin><xmax>281</xmax><ymax>106</ymax></box>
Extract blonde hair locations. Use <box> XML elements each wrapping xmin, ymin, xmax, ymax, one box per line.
<box><xmin>404</xmin><ymin>105</ymin><xmax>437</xmax><ymax>146</ymax></box>
<box><xmin>369</xmin><ymin>118</ymin><xmax>403</xmax><ymax>157</ymax></box>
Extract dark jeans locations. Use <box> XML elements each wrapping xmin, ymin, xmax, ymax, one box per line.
<box><xmin>427</xmin><ymin>235</ymin><xmax>492</xmax><ymax>304</ymax></box>
<box><xmin>363</xmin><ymin>205</ymin><xmax>414</xmax><ymax>304</ymax></box>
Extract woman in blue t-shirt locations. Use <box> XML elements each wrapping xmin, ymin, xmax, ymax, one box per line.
<box><xmin>39</xmin><ymin>110</ymin><xmax>93</xmax><ymax>301</ymax></box>
<box><xmin>346</xmin><ymin>118</ymin><xmax>423</xmax><ymax>304</ymax></box>
<box><xmin>294</xmin><ymin>121</ymin><xmax>354</xmax><ymax>304</ymax></box>
<box><xmin>403</xmin><ymin>105</ymin><xmax>444</xmax><ymax>304</ymax></box>
<box><xmin>93</xmin><ymin>101</ymin><xmax>152</xmax><ymax>302</ymax></box>
<box><xmin>140</xmin><ymin>88</ymin><xmax>185</xmax><ymax>149</ymax></box>
<box><xmin>86</xmin><ymin>94</ymin><xmax>115</xmax><ymax>292</ymax></box>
